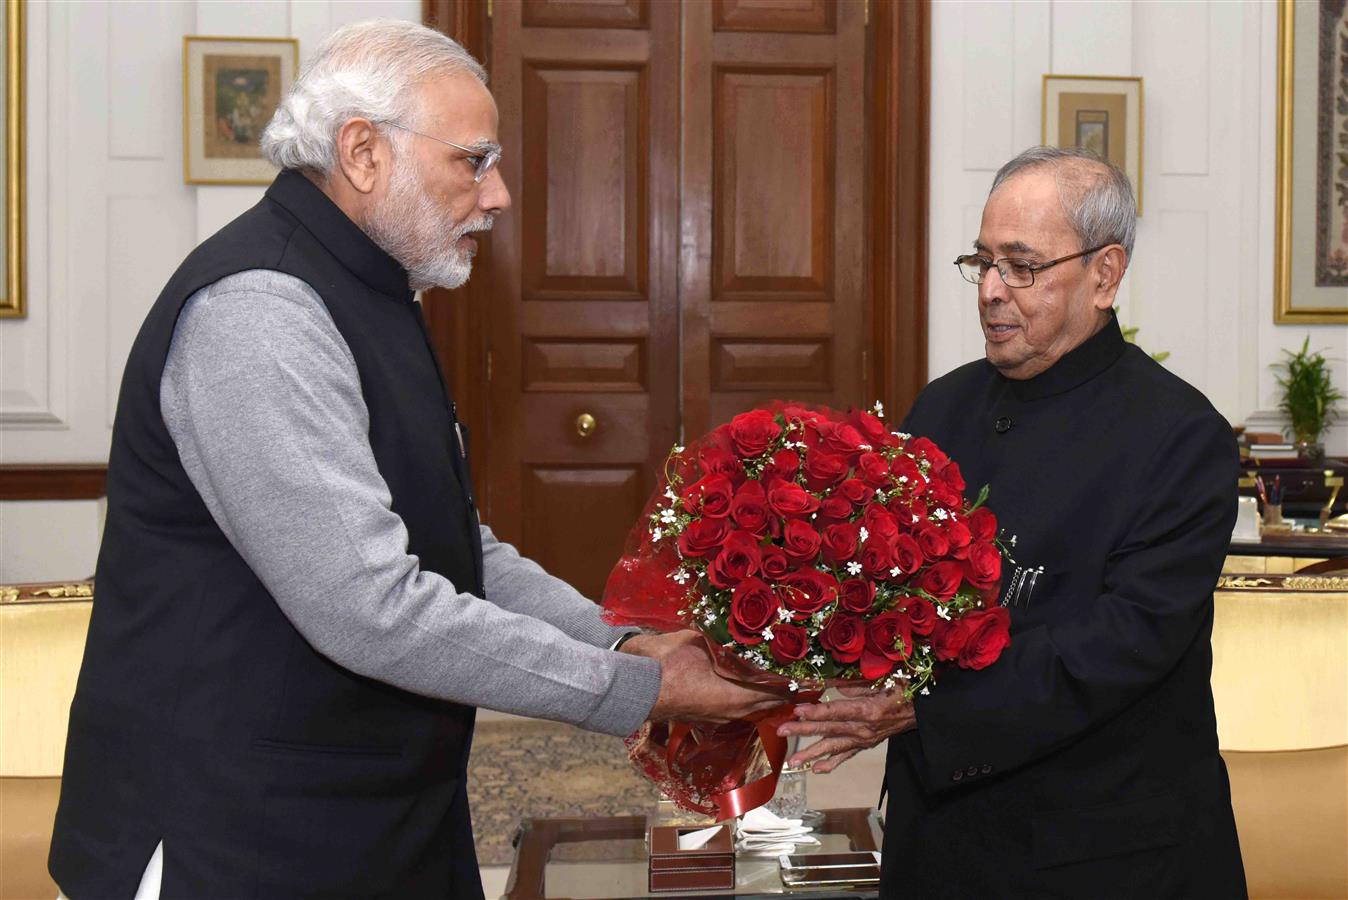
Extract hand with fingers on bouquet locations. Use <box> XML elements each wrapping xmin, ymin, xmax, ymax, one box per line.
<box><xmin>602</xmin><ymin>401</ymin><xmax>1013</xmax><ymax>819</ymax></box>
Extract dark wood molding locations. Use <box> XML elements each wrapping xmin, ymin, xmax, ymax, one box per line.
<box><xmin>0</xmin><ymin>465</ymin><xmax>108</xmax><ymax>501</ymax></box>
<box><xmin>422</xmin><ymin>0</ymin><xmax>495</xmax><ymax>517</ymax></box>
<box><xmin>869</xmin><ymin>0</ymin><xmax>931</xmax><ymax>420</ymax></box>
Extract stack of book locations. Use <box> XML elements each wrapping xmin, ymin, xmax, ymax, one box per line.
<box><xmin>1242</xmin><ymin>431</ymin><xmax>1299</xmax><ymax>463</ymax></box>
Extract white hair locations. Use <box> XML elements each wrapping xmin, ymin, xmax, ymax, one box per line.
<box><xmin>261</xmin><ymin>19</ymin><xmax>486</xmax><ymax>174</ymax></box>
<box><xmin>991</xmin><ymin>145</ymin><xmax>1136</xmax><ymax>262</ymax></box>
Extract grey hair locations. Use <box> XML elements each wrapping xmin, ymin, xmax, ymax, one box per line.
<box><xmin>261</xmin><ymin>19</ymin><xmax>487</xmax><ymax>174</ymax></box>
<box><xmin>990</xmin><ymin>145</ymin><xmax>1136</xmax><ymax>263</ymax></box>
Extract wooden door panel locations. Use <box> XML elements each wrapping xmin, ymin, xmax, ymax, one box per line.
<box><xmin>714</xmin><ymin>0</ymin><xmax>836</xmax><ymax>34</ymax></box>
<box><xmin>521</xmin><ymin>466</ymin><xmax>644</xmax><ymax>598</ymax></box>
<box><xmin>715</xmin><ymin>67</ymin><xmax>833</xmax><ymax>300</ymax></box>
<box><xmin>682</xmin><ymin>0</ymin><xmax>866</xmax><ymax>437</ymax></box>
<box><xmin>523</xmin><ymin>0</ymin><xmax>647</xmax><ymax>30</ymax></box>
<box><xmin>487</xmin><ymin>0</ymin><xmax>678</xmax><ymax>586</ymax></box>
<box><xmin>522</xmin><ymin>64</ymin><xmax>647</xmax><ymax>300</ymax></box>
<box><xmin>522</xmin><ymin>338</ymin><xmax>646</xmax><ymax>392</ymax></box>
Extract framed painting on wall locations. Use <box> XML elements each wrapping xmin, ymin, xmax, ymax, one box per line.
<box><xmin>2</xmin><ymin>0</ymin><xmax>25</xmax><ymax>319</ymax></box>
<box><xmin>1042</xmin><ymin>75</ymin><xmax>1144</xmax><ymax>215</ymax></box>
<box><xmin>183</xmin><ymin>36</ymin><xmax>298</xmax><ymax>186</ymax></box>
<box><xmin>1275</xmin><ymin>0</ymin><xmax>1348</xmax><ymax>324</ymax></box>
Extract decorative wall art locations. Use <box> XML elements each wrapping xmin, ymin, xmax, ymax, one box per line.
<box><xmin>2</xmin><ymin>0</ymin><xmax>25</xmax><ymax>319</ymax></box>
<box><xmin>1276</xmin><ymin>0</ymin><xmax>1348</xmax><ymax>323</ymax></box>
<box><xmin>1042</xmin><ymin>75</ymin><xmax>1144</xmax><ymax>215</ymax></box>
<box><xmin>183</xmin><ymin>36</ymin><xmax>298</xmax><ymax>185</ymax></box>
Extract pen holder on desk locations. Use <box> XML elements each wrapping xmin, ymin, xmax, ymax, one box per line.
<box><xmin>1261</xmin><ymin>502</ymin><xmax>1286</xmax><ymax>529</ymax></box>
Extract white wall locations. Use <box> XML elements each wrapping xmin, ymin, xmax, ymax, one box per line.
<box><xmin>0</xmin><ymin>0</ymin><xmax>419</xmax><ymax>582</ymax></box>
<box><xmin>928</xmin><ymin>0</ymin><xmax>1347</xmax><ymax>451</ymax></box>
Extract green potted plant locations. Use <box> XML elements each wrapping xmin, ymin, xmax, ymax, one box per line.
<box><xmin>1272</xmin><ymin>337</ymin><xmax>1345</xmax><ymax>463</ymax></box>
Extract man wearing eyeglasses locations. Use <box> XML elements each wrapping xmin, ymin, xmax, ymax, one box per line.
<box><xmin>48</xmin><ymin>20</ymin><xmax>780</xmax><ymax>899</ymax></box>
<box><xmin>781</xmin><ymin>146</ymin><xmax>1246</xmax><ymax>898</ymax></box>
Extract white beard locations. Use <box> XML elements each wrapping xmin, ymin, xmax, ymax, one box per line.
<box><xmin>364</xmin><ymin>156</ymin><xmax>492</xmax><ymax>291</ymax></box>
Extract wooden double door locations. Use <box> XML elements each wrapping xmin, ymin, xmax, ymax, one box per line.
<box><xmin>425</xmin><ymin>0</ymin><xmax>928</xmax><ymax>599</ymax></box>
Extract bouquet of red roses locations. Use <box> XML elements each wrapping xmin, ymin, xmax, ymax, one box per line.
<box><xmin>602</xmin><ymin>401</ymin><xmax>1011</xmax><ymax>818</ymax></box>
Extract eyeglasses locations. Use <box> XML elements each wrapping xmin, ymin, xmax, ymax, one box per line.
<box><xmin>383</xmin><ymin>121</ymin><xmax>502</xmax><ymax>183</ymax></box>
<box><xmin>953</xmin><ymin>245</ymin><xmax>1109</xmax><ymax>288</ymax></box>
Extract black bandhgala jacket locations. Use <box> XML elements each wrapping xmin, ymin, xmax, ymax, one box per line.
<box><xmin>882</xmin><ymin>315</ymin><xmax>1247</xmax><ymax>899</ymax></box>
<box><xmin>50</xmin><ymin>171</ymin><xmax>487</xmax><ymax>898</ymax></box>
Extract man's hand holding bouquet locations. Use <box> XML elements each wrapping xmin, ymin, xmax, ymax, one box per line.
<box><xmin>603</xmin><ymin>402</ymin><xmax>1011</xmax><ymax>819</ymax></box>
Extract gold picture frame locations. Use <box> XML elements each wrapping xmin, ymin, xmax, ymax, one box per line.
<box><xmin>1</xmin><ymin>0</ymin><xmax>26</xmax><ymax>319</ymax></box>
<box><xmin>1274</xmin><ymin>0</ymin><xmax>1348</xmax><ymax>324</ymax></box>
<box><xmin>1042</xmin><ymin>75</ymin><xmax>1144</xmax><ymax>216</ymax></box>
<box><xmin>182</xmin><ymin>35</ymin><xmax>298</xmax><ymax>186</ymax></box>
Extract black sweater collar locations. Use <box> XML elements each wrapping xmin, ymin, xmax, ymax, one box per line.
<box><xmin>266</xmin><ymin>169</ymin><xmax>413</xmax><ymax>302</ymax></box>
<box><xmin>1002</xmin><ymin>312</ymin><xmax>1127</xmax><ymax>402</ymax></box>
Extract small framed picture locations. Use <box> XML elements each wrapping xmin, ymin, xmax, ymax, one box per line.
<box><xmin>1042</xmin><ymin>75</ymin><xmax>1144</xmax><ymax>215</ymax></box>
<box><xmin>182</xmin><ymin>36</ymin><xmax>299</xmax><ymax>185</ymax></box>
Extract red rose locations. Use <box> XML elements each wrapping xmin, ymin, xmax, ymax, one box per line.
<box><xmin>682</xmin><ymin>474</ymin><xmax>735</xmax><ymax>519</ymax></box>
<box><xmin>760</xmin><ymin>449</ymin><xmax>800</xmax><ymax>485</ymax></box>
<box><xmin>820</xmin><ymin>522</ymin><xmax>861</xmax><ymax>565</ymax></box>
<box><xmin>889</xmin><ymin>455</ymin><xmax>926</xmax><ymax>495</ymax></box>
<box><xmin>837</xmin><ymin>478</ymin><xmax>874</xmax><ymax>506</ymax></box>
<box><xmin>860</xmin><ymin>610</ymin><xmax>913</xmax><ymax>679</ymax></box>
<box><xmin>820</xmin><ymin>613</ymin><xmax>865</xmax><ymax>663</ymax></box>
<box><xmin>955</xmin><ymin>607</ymin><xmax>1011</xmax><ymax>669</ymax></box>
<box><xmin>892</xmin><ymin>533</ymin><xmax>924</xmax><ymax>577</ymax></box>
<box><xmin>730</xmin><ymin>481</ymin><xmax>772</xmax><ymax>535</ymax></box>
<box><xmin>849</xmin><ymin>410</ymin><xmax>891</xmax><ymax>448</ymax></box>
<box><xmin>677</xmin><ymin>517</ymin><xmax>731</xmax><ymax>558</ymax></box>
<box><xmin>936</xmin><ymin>460</ymin><xmax>966</xmax><ymax>493</ymax></box>
<box><xmin>729</xmin><ymin>577</ymin><xmax>777</xmax><ymax>645</ymax></box>
<box><xmin>964</xmin><ymin>541</ymin><xmax>1002</xmax><ymax>587</ymax></box>
<box><xmin>863</xmin><ymin>504</ymin><xmax>900</xmax><ymax>542</ymax></box>
<box><xmin>932</xmin><ymin>617</ymin><xmax>967</xmax><ymax>662</ymax></box>
<box><xmin>901</xmin><ymin>595</ymin><xmax>937</xmax><ymax>636</ymax></box>
<box><xmin>917</xmin><ymin>560</ymin><xmax>964</xmax><ymax>601</ymax></box>
<box><xmin>769</xmin><ymin>622</ymin><xmax>810</xmax><ymax>664</ymax></box>
<box><xmin>802</xmin><ymin>451</ymin><xmax>850</xmax><ymax>491</ymax></box>
<box><xmin>944</xmin><ymin>520</ymin><xmax>972</xmax><ymax>554</ymax></box>
<box><xmin>821</xmin><ymin>422</ymin><xmax>866</xmax><ymax>456</ymax></box>
<box><xmin>707</xmin><ymin>530</ymin><xmax>762</xmax><ymax>588</ymax></box>
<box><xmin>728</xmin><ymin>409</ymin><xmax>782</xmax><ymax>458</ymax></box>
<box><xmin>968</xmin><ymin>507</ymin><xmax>998</xmax><ymax>542</ymax></box>
<box><xmin>780</xmin><ymin>569</ymin><xmax>838</xmax><ymax>616</ymax></box>
<box><xmin>698</xmin><ymin>446</ymin><xmax>746</xmax><ymax>484</ymax></box>
<box><xmin>838</xmin><ymin>578</ymin><xmax>876</xmax><ymax>613</ymax></box>
<box><xmin>760</xmin><ymin>545</ymin><xmax>793</xmax><ymax>579</ymax></box>
<box><xmin>914</xmin><ymin>522</ymin><xmax>951</xmax><ymax>561</ymax></box>
<box><xmin>781</xmin><ymin>517</ymin><xmax>823</xmax><ymax>562</ymax></box>
<box><xmin>818</xmin><ymin>495</ymin><xmax>853</xmax><ymax>523</ymax></box>
<box><xmin>858</xmin><ymin>537</ymin><xmax>896</xmax><ymax>579</ymax></box>
<box><xmin>906</xmin><ymin>436</ymin><xmax>949</xmax><ymax>469</ymax></box>
<box><xmin>857</xmin><ymin>452</ymin><xmax>891</xmax><ymax>488</ymax></box>
<box><xmin>768</xmin><ymin>482</ymin><xmax>820</xmax><ymax>519</ymax></box>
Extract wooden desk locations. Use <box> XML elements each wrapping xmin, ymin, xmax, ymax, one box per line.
<box><xmin>505</xmin><ymin>807</ymin><xmax>882</xmax><ymax>899</ymax></box>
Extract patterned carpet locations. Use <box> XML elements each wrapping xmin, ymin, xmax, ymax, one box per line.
<box><xmin>467</xmin><ymin>719</ymin><xmax>661</xmax><ymax>866</ymax></box>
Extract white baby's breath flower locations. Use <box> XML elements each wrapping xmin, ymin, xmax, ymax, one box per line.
<box><xmin>664</xmin><ymin>487</ymin><xmax>678</xmax><ymax>502</ymax></box>
<box><xmin>859</xmin><ymin>527</ymin><xmax>870</xmax><ymax>544</ymax></box>
<box><xmin>895</xmin><ymin>431</ymin><xmax>911</xmax><ymax>440</ymax></box>
<box><xmin>777</xmin><ymin>607</ymin><xmax>792</xmax><ymax>622</ymax></box>
<box><xmin>897</xmin><ymin>475</ymin><xmax>909</xmax><ymax>484</ymax></box>
<box><xmin>933</xmin><ymin>508</ymin><xmax>949</xmax><ymax>521</ymax></box>
<box><xmin>912</xmin><ymin>514</ymin><xmax>920</xmax><ymax>524</ymax></box>
<box><xmin>660</xmin><ymin>508</ymin><xmax>677</xmax><ymax>524</ymax></box>
<box><xmin>937</xmin><ymin>606</ymin><xmax>952</xmax><ymax>621</ymax></box>
<box><xmin>872</xmin><ymin>401</ymin><xmax>885</xmax><ymax>418</ymax></box>
<box><xmin>651</xmin><ymin>527</ymin><xmax>663</xmax><ymax>542</ymax></box>
<box><xmin>889</xmin><ymin>566</ymin><xmax>902</xmax><ymax>578</ymax></box>
<box><xmin>672</xmin><ymin>445</ymin><xmax>685</xmax><ymax>454</ymax></box>
<box><xmin>810</xmin><ymin>655</ymin><xmax>825</xmax><ymax>667</ymax></box>
<box><xmin>762</xmin><ymin>626</ymin><xmax>775</xmax><ymax>641</ymax></box>
<box><xmin>859</xmin><ymin>443</ymin><xmax>873</xmax><ymax>452</ymax></box>
<box><xmin>671</xmin><ymin>569</ymin><xmax>691</xmax><ymax>585</ymax></box>
<box><xmin>920</xmin><ymin>687</ymin><xmax>930</xmax><ymax>696</ymax></box>
<box><xmin>788</xmin><ymin>680</ymin><xmax>800</xmax><ymax>692</ymax></box>
<box><xmin>846</xmin><ymin>561</ymin><xmax>863</xmax><ymax>576</ymax></box>
<box><xmin>1010</xmin><ymin>535</ymin><xmax>1019</xmax><ymax>546</ymax></box>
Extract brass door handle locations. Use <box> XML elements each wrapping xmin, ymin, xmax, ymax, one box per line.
<box><xmin>575</xmin><ymin>413</ymin><xmax>597</xmax><ymax>438</ymax></box>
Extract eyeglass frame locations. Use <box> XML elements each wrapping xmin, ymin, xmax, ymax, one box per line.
<box><xmin>382</xmin><ymin>121</ymin><xmax>502</xmax><ymax>183</ymax></box>
<box><xmin>952</xmin><ymin>244</ymin><xmax>1112</xmax><ymax>288</ymax></box>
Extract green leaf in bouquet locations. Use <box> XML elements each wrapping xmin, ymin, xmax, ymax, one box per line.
<box><xmin>967</xmin><ymin>483</ymin><xmax>991</xmax><ymax>512</ymax></box>
<box><xmin>702</xmin><ymin>613</ymin><xmax>732</xmax><ymax>646</ymax></box>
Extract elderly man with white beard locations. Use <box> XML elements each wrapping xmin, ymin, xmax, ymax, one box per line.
<box><xmin>48</xmin><ymin>20</ymin><xmax>779</xmax><ymax>899</ymax></box>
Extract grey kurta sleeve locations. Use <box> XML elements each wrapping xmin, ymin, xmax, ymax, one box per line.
<box><xmin>159</xmin><ymin>270</ymin><xmax>660</xmax><ymax>736</ymax></box>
